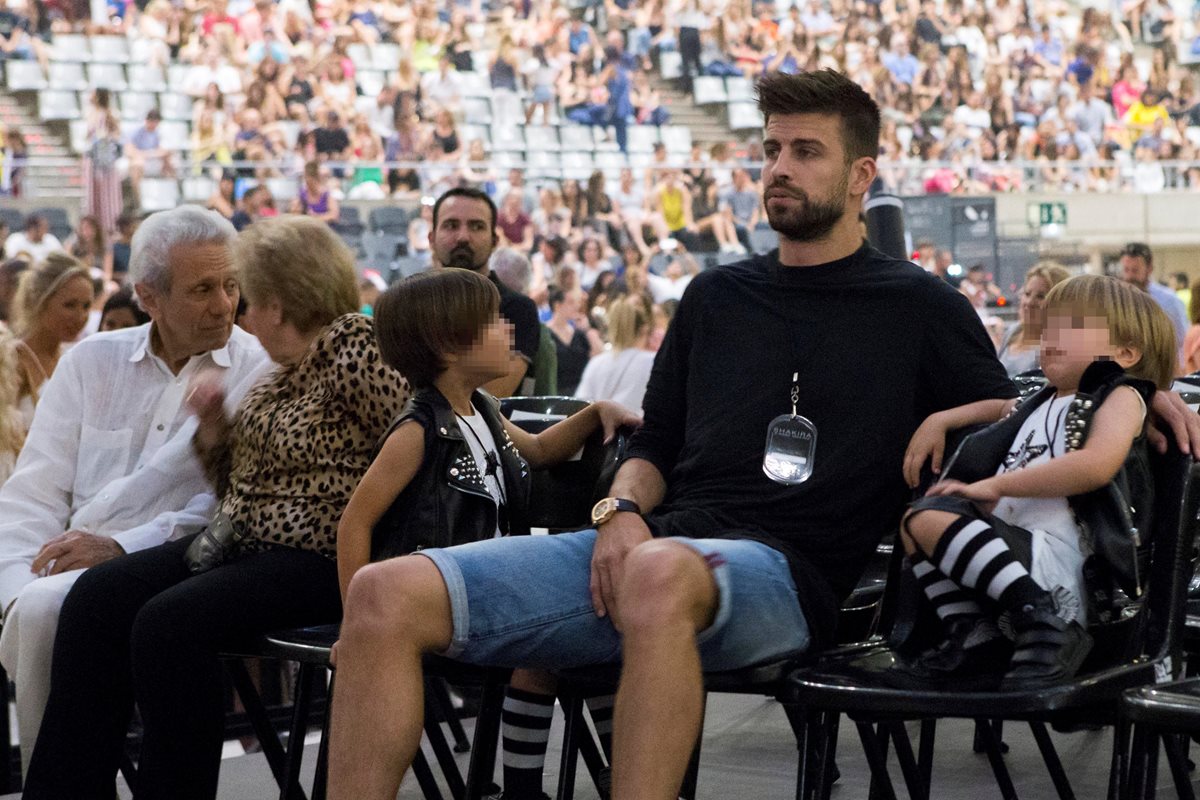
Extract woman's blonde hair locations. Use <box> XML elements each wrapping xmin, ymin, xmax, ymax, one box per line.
<box><xmin>11</xmin><ymin>253</ymin><xmax>91</xmax><ymax>336</ymax></box>
<box><xmin>606</xmin><ymin>295</ymin><xmax>651</xmax><ymax>351</ymax></box>
<box><xmin>233</xmin><ymin>215</ymin><xmax>359</xmax><ymax>333</ymax></box>
<box><xmin>1025</xmin><ymin>261</ymin><xmax>1072</xmax><ymax>291</ymax></box>
<box><xmin>1043</xmin><ymin>274</ymin><xmax>1177</xmax><ymax>389</ymax></box>
<box><xmin>0</xmin><ymin>333</ymin><xmax>24</xmax><ymax>461</ymax></box>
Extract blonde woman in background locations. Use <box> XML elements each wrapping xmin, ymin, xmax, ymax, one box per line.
<box><xmin>996</xmin><ymin>262</ymin><xmax>1072</xmax><ymax>377</ymax></box>
<box><xmin>1181</xmin><ymin>289</ymin><xmax>1200</xmax><ymax>374</ymax></box>
<box><xmin>9</xmin><ymin>254</ymin><xmax>93</xmax><ymax>433</ymax></box>
<box><xmin>574</xmin><ymin>295</ymin><xmax>657</xmax><ymax>415</ymax></box>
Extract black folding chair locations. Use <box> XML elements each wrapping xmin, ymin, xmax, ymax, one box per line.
<box><xmin>782</xmin><ymin>450</ymin><xmax>1197</xmax><ymax>800</ymax></box>
<box><xmin>1120</xmin><ymin>677</ymin><xmax>1200</xmax><ymax>799</ymax></box>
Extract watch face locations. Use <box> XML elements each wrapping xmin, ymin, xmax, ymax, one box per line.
<box><xmin>592</xmin><ymin>497</ymin><xmax>615</xmax><ymax>523</ymax></box>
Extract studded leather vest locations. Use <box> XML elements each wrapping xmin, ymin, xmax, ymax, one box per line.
<box><xmin>940</xmin><ymin>360</ymin><xmax>1156</xmax><ymax>602</ymax></box>
<box><xmin>371</xmin><ymin>387</ymin><xmax>531</xmax><ymax>562</ymax></box>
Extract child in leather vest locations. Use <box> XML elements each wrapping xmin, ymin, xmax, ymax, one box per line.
<box><xmin>338</xmin><ymin>269</ymin><xmax>639</xmax><ymax>800</ymax></box>
<box><xmin>897</xmin><ymin>274</ymin><xmax>1176</xmax><ymax>690</ymax></box>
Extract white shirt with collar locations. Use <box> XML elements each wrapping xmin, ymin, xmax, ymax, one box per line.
<box><xmin>4</xmin><ymin>232</ymin><xmax>63</xmax><ymax>263</ymax></box>
<box><xmin>0</xmin><ymin>322</ymin><xmax>268</xmax><ymax>611</ymax></box>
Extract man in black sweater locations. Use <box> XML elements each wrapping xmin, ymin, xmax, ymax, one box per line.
<box><xmin>326</xmin><ymin>72</ymin><xmax>1197</xmax><ymax>800</ymax></box>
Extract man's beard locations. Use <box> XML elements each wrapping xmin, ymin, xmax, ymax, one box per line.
<box><xmin>442</xmin><ymin>244</ymin><xmax>484</xmax><ymax>271</ymax></box>
<box><xmin>764</xmin><ymin>169</ymin><xmax>850</xmax><ymax>243</ymax></box>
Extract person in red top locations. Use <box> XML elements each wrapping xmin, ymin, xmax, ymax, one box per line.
<box><xmin>201</xmin><ymin>0</ymin><xmax>240</xmax><ymax>37</ymax></box>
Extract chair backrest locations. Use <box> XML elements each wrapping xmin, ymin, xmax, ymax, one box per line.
<box><xmin>500</xmin><ymin>396</ymin><xmax>630</xmax><ymax>530</ymax></box>
<box><xmin>1140</xmin><ymin>452</ymin><xmax>1198</xmax><ymax>666</ymax></box>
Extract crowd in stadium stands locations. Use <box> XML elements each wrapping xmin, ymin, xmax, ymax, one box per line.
<box><xmin>0</xmin><ymin>0</ymin><xmax>1197</xmax><ymax>213</ymax></box>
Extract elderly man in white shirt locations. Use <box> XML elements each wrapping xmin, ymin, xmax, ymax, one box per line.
<box><xmin>0</xmin><ymin>205</ymin><xmax>267</xmax><ymax>770</ymax></box>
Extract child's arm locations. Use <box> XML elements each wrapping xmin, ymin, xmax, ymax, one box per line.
<box><xmin>503</xmin><ymin>400</ymin><xmax>642</xmax><ymax>470</ymax></box>
<box><xmin>337</xmin><ymin>422</ymin><xmax>426</xmax><ymax>604</ymax></box>
<box><xmin>903</xmin><ymin>398</ymin><xmax>1018</xmax><ymax>488</ymax></box>
<box><xmin>928</xmin><ymin>386</ymin><xmax>1146</xmax><ymax>504</ymax></box>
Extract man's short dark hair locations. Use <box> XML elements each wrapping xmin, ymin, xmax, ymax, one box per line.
<box><xmin>374</xmin><ymin>269</ymin><xmax>499</xmax><ymax>388</ymax></box>
<box><xmin>23</xmin><ymin>214</ymin><xmax>43</xmax><ymax>231</ymax></box>
<box><xmin>432</xmin><ymin>187</ymin><xmax>498</xmax><ymax>233</ymax></box>
<box><xmin>1121</xmin><ymin>242</ymin><xmax>1153</xmax><ymax>264</ymax></box>
<box><xmin>755</xmin><ymin>69</ymin><xmax>881</xmax><ymax>162</ymax></box>
<box><xmin>146</xmin><ymin>109</ymin><xmax>161</xmax><ymax>122</ymax></box>
<box><xmin>1173</xmin><ymin>272</ymin><xmax>1189</xmax><ymax>288</ymax></box>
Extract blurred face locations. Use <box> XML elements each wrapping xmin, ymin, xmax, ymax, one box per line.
<box><xmin>431</xmin><ymin>196</ymin><xmax>497</xmax><ymax>273</ymax></box>
<box><xmin>41</xmin><ymin>275</ymin><xmax>93</xmax><ymax>342</ymax></box>
<box><xmin>1120</xmin><ymin>255</ymin><xmax>1152</xmax><ymax>290</ymax></box>
<box><xmin>239</xmin><ymin>297</ymin><xmax>290</xmax><ymax>362</ymax></box>
<box><xmin>762</xmin><ymin>113</ymin><xmax>870</xmax><ymax>243</ymax></box>
<box><xmin>100</xmin><ymin>306</ymin><xmax>141</xmax><ymax>332</ymax></box>
<box><xmin>457</xmin><ymin>311</ymin><xmax>515</xmax><ymax>382</ymax></box>
<box><xmin>137</xmin><ymin>242</ymin><xmax>239</xmax><ymax>359</ymax></box>
<box><xmin>1018</xmin><ymin>275</ymin><xmax>1052</xmax><ymax>331</ymax></box>
<box><xmin>1040</xmin><ymin>313</ymin><xmax>1132</xmax><ymax>390</ymax></box>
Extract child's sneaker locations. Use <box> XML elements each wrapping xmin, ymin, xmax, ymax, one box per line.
<box><xmin>1000</xmin><ymin>596</ymin><xmax>1092</xmax><ymax>691</ymax></box>
<box><xmin>886</xmin><ymin>617</ymin><xmax>1011</xmax><ymax>689</ymax></box>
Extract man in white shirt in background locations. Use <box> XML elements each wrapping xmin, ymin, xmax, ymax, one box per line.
<box><xmin>4</xmin><ymin>214</ymin><xmax>62</xmax><ymax>263</ymax></box>
<box><xmin>0</xmin><ymin>205</ymin><xmax>268</xmax><ymax>770</ymax></box>
<box><xmin>1120</xmin><ymin>241</ymin><xmax>1189</xmax><ymax>363</ymax></box>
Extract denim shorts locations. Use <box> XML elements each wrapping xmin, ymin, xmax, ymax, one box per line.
<box><xmin>419</xmin><ymin>529</ymin><xmax>811</xmax><ymax>672</ymax></box>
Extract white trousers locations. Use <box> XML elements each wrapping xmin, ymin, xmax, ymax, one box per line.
<box><xmin>0</xmin><ymin>569</ymin><xmax>86</xmax><ymax>773</ymax></box>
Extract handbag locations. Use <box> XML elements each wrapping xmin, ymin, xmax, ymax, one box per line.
<box><xmin>183</xmin><ymin>511</ymin><xmax>245</xmax><ymax>574</ymax></box>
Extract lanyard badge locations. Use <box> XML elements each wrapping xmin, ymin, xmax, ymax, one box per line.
<box><xmin>763</xmin><ymin>372</ymin><xmax>817</xmax><ymax>485</ymax></box>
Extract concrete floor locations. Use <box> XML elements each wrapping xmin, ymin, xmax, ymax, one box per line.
<box><xmin>6</xmin><ymin>692</ymin><xmax>1189</xmax><ymax>799</ymax></box>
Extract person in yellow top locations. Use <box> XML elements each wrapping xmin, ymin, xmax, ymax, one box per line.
<box><xmin>649</xmin><ymin>170</ymin><xmax>697</xmax><ymax>248</ymax></box>
<box><xmin>1123</xmin><ymin>89</ymin><xmax>1170</xmax><ymax>141</ymax></box>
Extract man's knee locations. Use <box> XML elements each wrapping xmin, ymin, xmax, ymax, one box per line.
<box><xmin>342</xmin><ymin>556</ymin><xmax>451</xmax><ymax>651</ymax></box>
<box><xmin>618</xmin><ymin>541</ymin><xmax>717</xmax><ymax>633</ymax></box>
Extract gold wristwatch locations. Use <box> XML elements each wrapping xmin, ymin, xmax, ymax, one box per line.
<box><xmin>590</xmin><ymin>497</ymin><xmax>642</xmax><ymax>526</ymax></box>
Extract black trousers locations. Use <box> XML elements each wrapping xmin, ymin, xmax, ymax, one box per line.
<box><xmin>23</xmin><ymin>534</ymin><xmax>342</xmax><ymax>800</ymax></box>
<box><xmin>679</xmin><ymin>26</ymin><xmax>703</xmax><ymax>89</ymax></box>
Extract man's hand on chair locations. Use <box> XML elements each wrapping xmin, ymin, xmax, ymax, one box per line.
<box><xmin>31</xmin><ymin>531</ymin><xmax>125</xmax><ymax>576</ymax></box>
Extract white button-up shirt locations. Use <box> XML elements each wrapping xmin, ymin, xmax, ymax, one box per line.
<box><xmin>0</xmin><ymin>323</ymin><xmax>269</xmax><ymax>610</ymax></box>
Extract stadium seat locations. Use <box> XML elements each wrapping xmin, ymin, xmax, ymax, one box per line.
<box><xmin>727</xmin><ymin>101</ymin><xmax>763</xmax><ymax>131</ymax></box>
<box><xmin>392</xmin><ymin>255</ymin><xmax>431</xmax><ymax>280</ymax></box>
<box><xmin>273</xmin><ymin>119</ymin><xmax>301</xmax><ymax>149</ymax></box>
<box><xmin>691</xmin><ymin>76</ymin><xmax>728</xmax><ymax>105</ymax></box>
<box><xmin>88</xmin><ymin>63</ymin><xmax>128</xmax><ymax>91</ymax></box>
<box><xmin>157</xmin><ymin>121</ymin><xmax>190</xmax><ymax>151</ymax></box>
<box><xmin>68</xmin><ymin>119</ymin><xmax>87</xmax><ymax>153</ymax></box>
<box><xmin>34</xmin><ymin>207</ymin><xmax>72</xmax><ymax>242</ymax></box>
<box><xmin>165</xmin><ymin>63</ymin><xmax>189</xmax><ymax>94</ymax></box>
<box><xmin>368</xmin><ymin>205</ymin><xmax>409</xmax><ymax>235</ymax></box>
<box><xmin>360</xmin><ymin>230</ymin><xmax>404</xmax><ymax>270</ymax></box>
<box><xmin>659</xmin><ymin>51</ymin><xmax>683</xmax><ymax>80</ymax></box>
<box><xmin>139</xmin><ymin>178</ymin><xmax>181</xmax><ymax>212</ymax></box>
<box><xmin>48</xmin><ymin>62</ymin><xmax>88</xmax><ymax>92</ymax></box>
<box><xmin>725</xmin><ymin>76</ymin><xmax>755</xmax><ymax>103</ymax></box>
<box><xmin>626</xmin><ymin>125</ymin><xmax>658</xmax><ymax>153</ymax></box>
<box><xmin>346</xmin><ymin>43</ymin><xmax>371</xmax><ymax>72</ymax></box>
<box><xmin>462</xmin><ymin>97</ymin><xmax>492</xmax><ymax>125</ymax></box>
<box><xmin>4</xmin><ymin>61</ymin><xmax>45</xmax><ymax>92</ymax></box>
<box><xmin>526</xmin><ymin>150</ymin><xmax>561</xmax><ymax>179</ymax></box>
<box><xmin>593</xmin><ymin>150</ymin><xmax>629</xmax><ymax>171</ymax></box>
<box><xmin>49</xmin><ymin>34</ymin><xmax>90</xmax><ymax>62</ymax></box>
<box><xmin>127</xmin><ymin>64</ymin><xmax>167</xmax><ymax>93</ymax></box>
<box><xmin>459</xmin><ymin>71</ymin><xmax>492</xmax><ymax>98</ymax></box>
<box><xmin>356</xmin><ymin>69</ymin><xmax>385</xmax><ymax>98</ymax></box>
<box><xmin>120</xmin><ymin>92</ymin><xmax>158</xmax><ymax>121</ymax></box>
<box><xmin>561</xmin><ymin>152</ymin><xmax>595</xmax><ymax>181</ymax></box>
<box><xmin>158</xmin><ymin>92</ymin><xmax>193</xmax><ymax>122</ymax></box>
<box><xmin>558</xmin><ymin>125</ymin><xmax>595</xmax><ymax>152</ymax></box>
<box><xmin>181</xmin><ymin>176</ymin><xmax>215</xmax><ymax>202</ymax></box>
<box><xmin>524</xmin><ymin>125</ymin><xmax>562</xmax><ymax>152</ymax></box>
<box><xmin>660</xmin><ymin>125</ymin><xmax>693</xmax><ymax>153</ymax></box>
<box><xmin>89</xmin><ymin>35</ymin><xmax>131</xmax><ymax>63</ymax></box>
<box><xmin>490</xmin><ymin>124</ymin><xmax>526</xmax><ymax>152</ymax></box>
<box><xmin>459</xmin><ymin>123</ymin><xmax>491</xmax><ymax>147</ymax></box>
<box><xmin>371</xmin><ymin>43</ymin><xmax>401</xmax><ymax>71</ymax></box>
<box><xmin>38</xmin><ymin>90</ymin><xmax>81</xmax><ymax>121</ymax></box>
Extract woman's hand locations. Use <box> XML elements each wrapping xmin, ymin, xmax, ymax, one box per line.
<box><xmin>595</xmin><ymin>400</ymin><xmax>642</xmax><ymax>443</ymax></box>
<box><xmin>188</xmin><ymin>370</ymin><xmax>229</xmax><ymax>451</ymax></box>
<box><xmin>925</xmin><ymin>478</ymin><xmax>1000</xmax><ymax>515</ymax></box>
<box><xmin>903</xmin><ymin>412</ymin><xmax>950</xmax><ymax>488</ymax></box>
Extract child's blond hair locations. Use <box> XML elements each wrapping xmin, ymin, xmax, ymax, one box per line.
<box><xmin>1043</xmin><ymin>274</ymin><xmax>1177</xmax><ymax>389</ymax></box>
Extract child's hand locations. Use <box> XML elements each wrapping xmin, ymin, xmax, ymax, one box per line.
<box><xmin>903</xmin><ymin>413</ymin><xmax>950</xmax><ymax>488</ymax></box>
<box><xmin>595</xmin><ymin>400</ymin><xmax>642</xmax><ymax>443</ymax></box>
<box><xmin>926</xmin><ymin>478</ymin><xmax>1000</xmax><ymax>515</ymax></box>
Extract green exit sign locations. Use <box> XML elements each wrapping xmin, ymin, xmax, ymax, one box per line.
<box><xmin>1029</xmin><ymin>202</ymin><xmax>1067</xmax><ymax>227</ymax></box>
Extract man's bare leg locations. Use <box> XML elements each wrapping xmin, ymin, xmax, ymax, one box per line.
<box><xmin>327</xmin><ymin>555</ymin><xmax>453</xmax><ymax>800</ymax></box>
<box><xmin>611</xmin><ymin>541</ymin><xmax>718</xmax><ymax>800</ymax></box>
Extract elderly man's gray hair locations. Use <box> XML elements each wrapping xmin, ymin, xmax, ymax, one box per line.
<box><xmin>490</xmin><ymin>247</ymin><xmax>532</xmax><ymax>294</ymax></box>
<box><xmin>129</xmin><ymin>206</ymin><xmax>237</xmax><ymax>293</ymax></box>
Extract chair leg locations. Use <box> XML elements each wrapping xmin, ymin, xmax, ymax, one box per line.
<box><xmin>412</xmin><ymin>749</ymin><xmax>446</xmax><ymax>800</ymax></box>
<box><xmin>312</xmin><ymin>672</ymin><xmax>333</xmax><ymax>800</ymax></box>
<box><xmin>575</xmin><ymin>716</ymin><xmax>608</xmax><ymax>797</ymax></box>
<box><xmin>463</xmin><ymin>676</ymin><xmax>506</xmax><ymax>800</ymax></box>
<box><xmin>1164</xmin><ymin>733</ymin><xmax>1197</xmax><ymax>800</ymax></box>
<box><xmin>1028</xmin><ymin>721</ymin><xmax>1074</xmax><ymax>800</ymax></box>
<box><xmin>556</xmin><ymin>692</ymin><xmax>585</xmax><ymax>800</ymax></box>
<box><xmin>429</xmin><ymin>677</ymin><xmax>472</xmax><ymax>754</ymax></box>
<box><xmin>974</xmin><ymin>719</ymin><xmax>1008</xmax><ymax>754</ymax></box>
<box><xmin>867</xmin><ymin>723</ymin><xmax>891</xmax><ymax>800</ymax></box>
<box><xmin>975</xmin><ymin>718</ymin><xmax>1018</xmax><ymax>800</ymax></box>
<box><xmin>787</xmin><ymin>706</ymin><xmax>814</xmax><ymax>800</ymax></box>
<box><xmin>423</xmin><ymin>679</ymin><xmax>467</xmax><ymax>799</ymax></box>
<box><xmin>855</xmin><ymin>721</ymin><xmax>898</xmax><ymax>800</ymax></box>
<box><xmin>886</xmin><ymin>721</ymin><xmax>928</xmax><ymax>800</ymax></box>
<box><xmin>917</xmin><ymin>719</ymin><xmax>936</xmax><ymax>790</ymax></box>
<box><xmin>815</xmin><ymin>710</ymin><xmax>840</xmax><ymax>800</ymax></box>
<box><xmin>1108</xmin><ymin>719</ymin><xmax>1129</xmax><ymax>800</ymax></box>
<box><xmin>280</xmin><ymin>664</ymin><xmax>315</xmax><ymax>800</ymax></box>
<box><xmin>229</xmin><ymin>659</ymin><xmax>292</xmax><ymax>792</ymax></box>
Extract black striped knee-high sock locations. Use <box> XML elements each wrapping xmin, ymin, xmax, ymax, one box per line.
<box><xmin>910</xmin><ymin>555</ymin><xmax>983</xmax><ymax>623</ymax></box>
<box><xmin>929</xmin><ymin>517</ymin><xmax>1046</xmax><ymax>611</ymax></box>
<box><xmin>584</xmin><ymin>693</ymin><xmax>614</xmax><ymax>758</ymax></box>
<box><xmin>501</xmin><ymin>687</ymin><xmax>555</xmax><ymax>797</ymax></box>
